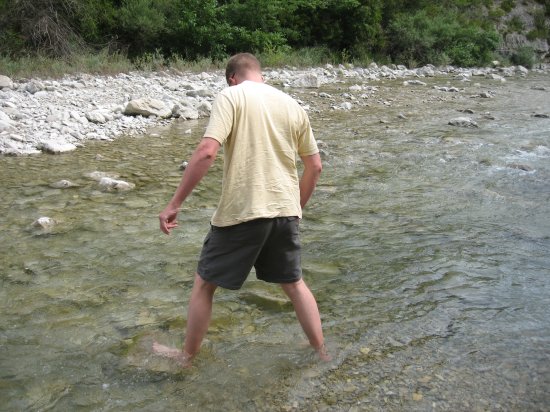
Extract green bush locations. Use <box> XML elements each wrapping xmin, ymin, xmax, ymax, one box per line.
<box><xmin>527</xmin><ymin>10</ymin><xmax>550</xmax><ymax>39</ymax></box>
<box><xmin>501</xmin><ymin>0</ymin><xmax>516</xmax><ymax>13</ymax></box>
<box><xmin>0</xmin><ymin>0</ymin><xmax>522</xmax><ymax>73</ymax></box>
<box><xmin>507</xmin><ymin>16</ymin><xmax>525</xmax><ymax>32</ymax></box>
<box><xmin>387</xmin><ymin>9</ymin><xmax>499</xmax><ymax>67</ymax></box>
<box><xmin>511</xmin><ymin>46</ymin><xmax>536</xmax><ymax>68</ymax></box>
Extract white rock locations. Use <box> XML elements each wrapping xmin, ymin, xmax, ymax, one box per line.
<box><xmin>292</xmin><ymin>73</ymin><xmax>321</xmax><ymax>88</ymax></box>
<box><xmin>516</xmin><ymin>66</ymin><xmax>529</xmax><ymax>75</ymax></box>
<box><xmin>124</xmin><ymin>98</ymin><xmax>172</xmax><ymax>118</ymax></box>
<box><xmin>25</xmin><ymin>81</ymin><xmax>44</xmax><ymax>94</ymax></box>
<box><xmin>173</xmin><ymin>105</ymin><xmax>199</xmax><ymax>120</ymax></box>
<box><xmin>448</xmin><ymin>117</ymin><xmax>478</xmax><ymax>128</ymax></box>
<box><xmin>50</xmin><ymin>179</ymin><xmax>78</xmax><ymax>188</ymax></box>
<box><xmin>340</xmin><ymin>102</ymin><xmax>353</xmax><ymax>110</ymax></box>
<box><xmin>404</xmin><ymin>80</ymin><xmax>427</xmax><ymax>86</ymax></box>
<box><xmin>0</xmin><ymin>75</ymin><xmax>14</xmax><ymax>89</ymax></box>
<box><xmin>487</xmin><ymin>73</ymin><xmax>506</xmax><ymax>82</ymax></box>
<box><xmin>38</xmin><ymin>141</ymin><xmax>78</xmax><ymax>154</ymax></box>
<box><xmin>0</xmin><ymin>120</ymin><xmax>14</xmax><ymax>132</ymax></box>
<box><xmin>8</xmin><ymin>134</ymin><xmax>25</xmax><ymax>142</ymax></box>
<box><xmin>417</xmin><ymin>66</ymin><xmax>435</xmax><ymax>77</ymax></box>
<box><xmin>186</xmin><ymin>89</ymin><xmax>215</xmax><ymax>98</ymax></box>
<box><xmin>165</xmin><ymin>80</ymin><xmax>180</xmax><ymax>91</ymax></box>
<box><xmin>0</xmin><ymin>110</ymin><xmax>12</xmax><ymax>122</ymax></box>
<box><xmin>34</xmin><ymin>90</ymin><xmax>49</xmax><ymax>98</ymax></box>
<box><xmin>435</xmin><ymin>86</ymin><xmax>459</xmax><ymax>92</ymax></box>
<box><xmin>85</xmin><ymin>171</ymin><xmax>118</xmax><ymax>181</ymax></box>
<box><xmin>86</xmin><ymin>110</ymin><xmax>107</xmax><ymax>124</ymax></box>
<box><xmin>32</xmin><ymin>216</ymin><xmax>56</xmax><ymax>229</ymax></box>
<box><xmin>197</xmin><ymin>101</ymin><xmax>212</xmax><ymax>116</ymax></box>
<box><xmin>98</xmin><ymin>177</ymin><xmax>135</xmax><ymax>191</ymax></box>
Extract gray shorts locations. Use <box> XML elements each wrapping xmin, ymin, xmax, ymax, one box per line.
<box><xmin>197</xmin><ymin>217</ymin><xmax>302</xmax><ymax>290</ymax></box>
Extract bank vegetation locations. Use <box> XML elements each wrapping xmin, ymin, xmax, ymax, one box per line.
<box><xmin>0</xmin><ymin>0</ymin><xmax>549</xmax><ymax>78</ymax></box>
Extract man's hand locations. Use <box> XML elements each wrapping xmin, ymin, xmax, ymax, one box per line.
<box><xmin>159</xmin><ymin>206</ymin><xmax>179</xmax><ymax>235</ymax></box>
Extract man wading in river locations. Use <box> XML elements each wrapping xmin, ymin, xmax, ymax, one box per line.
<box><xmin>154</xmin><ymin>53</ymin><xmax>329</xmax><ymax>366</ymax></box>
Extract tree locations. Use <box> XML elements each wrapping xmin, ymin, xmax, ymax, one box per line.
<box><xmin>0</xmin><ymin>0</ymin><xmax>85</xmax><ymax>56</ymax></box>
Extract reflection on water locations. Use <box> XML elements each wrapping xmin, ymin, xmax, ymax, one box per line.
<box><xmin>1</xmin><ymin>75</ymin><xmax>549</xmax><ymax>411</ymax></box>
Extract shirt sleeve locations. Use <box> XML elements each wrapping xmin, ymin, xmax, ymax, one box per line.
<box><xmin>203</xmin><ymin>92</ymin><xmax>233</xmax><ymax>145</ymax></box>
<box><xmin>297</xmin><ymin>109</ymin><xmax>319</xmax><ymax>156</ymax></box>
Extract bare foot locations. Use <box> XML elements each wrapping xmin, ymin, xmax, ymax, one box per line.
<box><xmin>152</xmin><ymin>341</ymin><xmax>193</xmax><ymax>368</ymax></box>
<box><xmin>315</xmin><ymin>344</ymin><xmax>332</xmax><ymax>362</ymax></box>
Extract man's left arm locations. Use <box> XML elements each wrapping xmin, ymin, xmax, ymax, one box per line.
<box><xmin>299</xmin><ymin>153</ymin><xmax>322</xmax><ymax>210</ymax></box>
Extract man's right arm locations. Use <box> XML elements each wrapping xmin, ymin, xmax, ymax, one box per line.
<box><xmin>299</xmin><ymin>153</ymin><xmax>322</xmax><ymax>210</ymax></box>
<box><xmin>159</xmin><ymin>137</ymin><xmax>220</xmax><ymax>234</ymax></box>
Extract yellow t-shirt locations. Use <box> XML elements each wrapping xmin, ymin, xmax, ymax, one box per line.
<box><xmin>204</xmin><ymin>81</ymin><xmax>318</xmax><ymax>227</ymax></box>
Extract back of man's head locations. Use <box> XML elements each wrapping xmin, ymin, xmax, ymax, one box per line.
<box><xmin>225</xmin><ymin>53</ymin><xmax>262</xmax><ymax>84</ymax></box>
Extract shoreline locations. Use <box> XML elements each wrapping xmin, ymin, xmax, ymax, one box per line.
<box><xmin>1</xmin><ymin>62</ymin><xmax>549</xmax><ymax>156</ymax></box>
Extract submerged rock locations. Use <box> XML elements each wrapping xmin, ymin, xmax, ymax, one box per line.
<box><xmin>448</xmin><ymin>117</ymin><xmax>478</xmax><ymax>128</ymax></box>
<box><xmin>98</xmin><ymin>177</ymin><xmax>135</xmax><ymax>191</ymax></box>
<box><xmin>404</xmin><ymin>80</ymin><xmax>427</xmax><ymax>86</ymax></box>
<box><xmin>32</xmin><ymin>216</ymin><xmax>56</xmax><ymax>229</ymax></box>
<box><xmin>50</xmin><ymin>179</ymin><xmax>79</xmax><ymax>188</ymax></box>
<box><xmin>239</xmin><ymin>291</ymin><xmax>292</xmax><ymax>311</ymax></box>
<box><xmin>85</xmin><ymin>171</ymin><xmax>119</xmax><ymax>181</ymax></box>
<box><xmin>507</xmin><ymin>163</ymin><xmax>534</xmax><ymax>172</ymax></box>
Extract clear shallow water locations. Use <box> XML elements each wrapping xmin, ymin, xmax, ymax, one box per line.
<box><xmin>1</xmin><ymin>74</ymin><xmax>549</xmax><ymax>411</ymax></box>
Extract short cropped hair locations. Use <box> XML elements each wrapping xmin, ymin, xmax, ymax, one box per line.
<box><xmin>225</xmin><ymin>53</ymin><xmax>262</xmax><ymax>84</ymax></box>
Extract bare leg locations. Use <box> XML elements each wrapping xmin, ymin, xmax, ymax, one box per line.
<box><xmin>280</xmin><ymin>279</ymin><xmax>330</xmax><ymax>360</ymax></box>
<box><xmin>153</xmin><ymin>273</ymin><xmax>217</xmax><ymax>366</ymax></box>
<box><xmin>183</xmin><ymin>273</ymin><xmax>217</xmax><ymax>356</ymax></box>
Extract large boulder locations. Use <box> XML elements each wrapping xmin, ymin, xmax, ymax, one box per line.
<box><xmin>124</xmin><ymin>98</ymin><xmax>172</xmax><ymax>119</ymax></box>
<box><xmin>292</xmin><ymin>73</ymin><xmax>321</xmax><ymax>88</ymax></box>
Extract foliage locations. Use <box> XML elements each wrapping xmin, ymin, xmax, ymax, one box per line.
<box><xmin>527</xmin><ymin>10</ymin><xmax>550</xmax><ymax>40</ymax></box>
<box><xmin>0</xmin><ymin>0</ymin><xmax>546</xmax><ymax>70</ymax></box>
<box><xmin>507</xmin><ymin>16</ymin><xmax>525</xmax><ymax>32</ymax></box>
<box><xmin>0</xmin><ymin>50</ymin><xmax>133</xmax><ymax>78</ymax></box>
<box><xmin>387</xmin><ymin>9</ymin><xmax>499</xmax><ymax>67</ymax></box>
<box><xmin>511</xmin><ymin>46</ymin><xmax>536</xmax><ymax>67</ymax></box>
<box><xmin>501</xmin><ymin>0</ymin><xmax>516</xmax><ymax>13</ymax></box>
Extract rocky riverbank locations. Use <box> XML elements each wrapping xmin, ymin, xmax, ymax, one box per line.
<box><xmin>0</xmin><ymin>62</ymin><xmax>548</xmax><ymax>156</ymax></box>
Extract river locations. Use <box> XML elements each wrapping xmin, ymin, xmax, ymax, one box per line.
<box><xmin>1</xmin><ymin>73</ymin><xmax>549</xmax><ymax>411</ymax></box>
